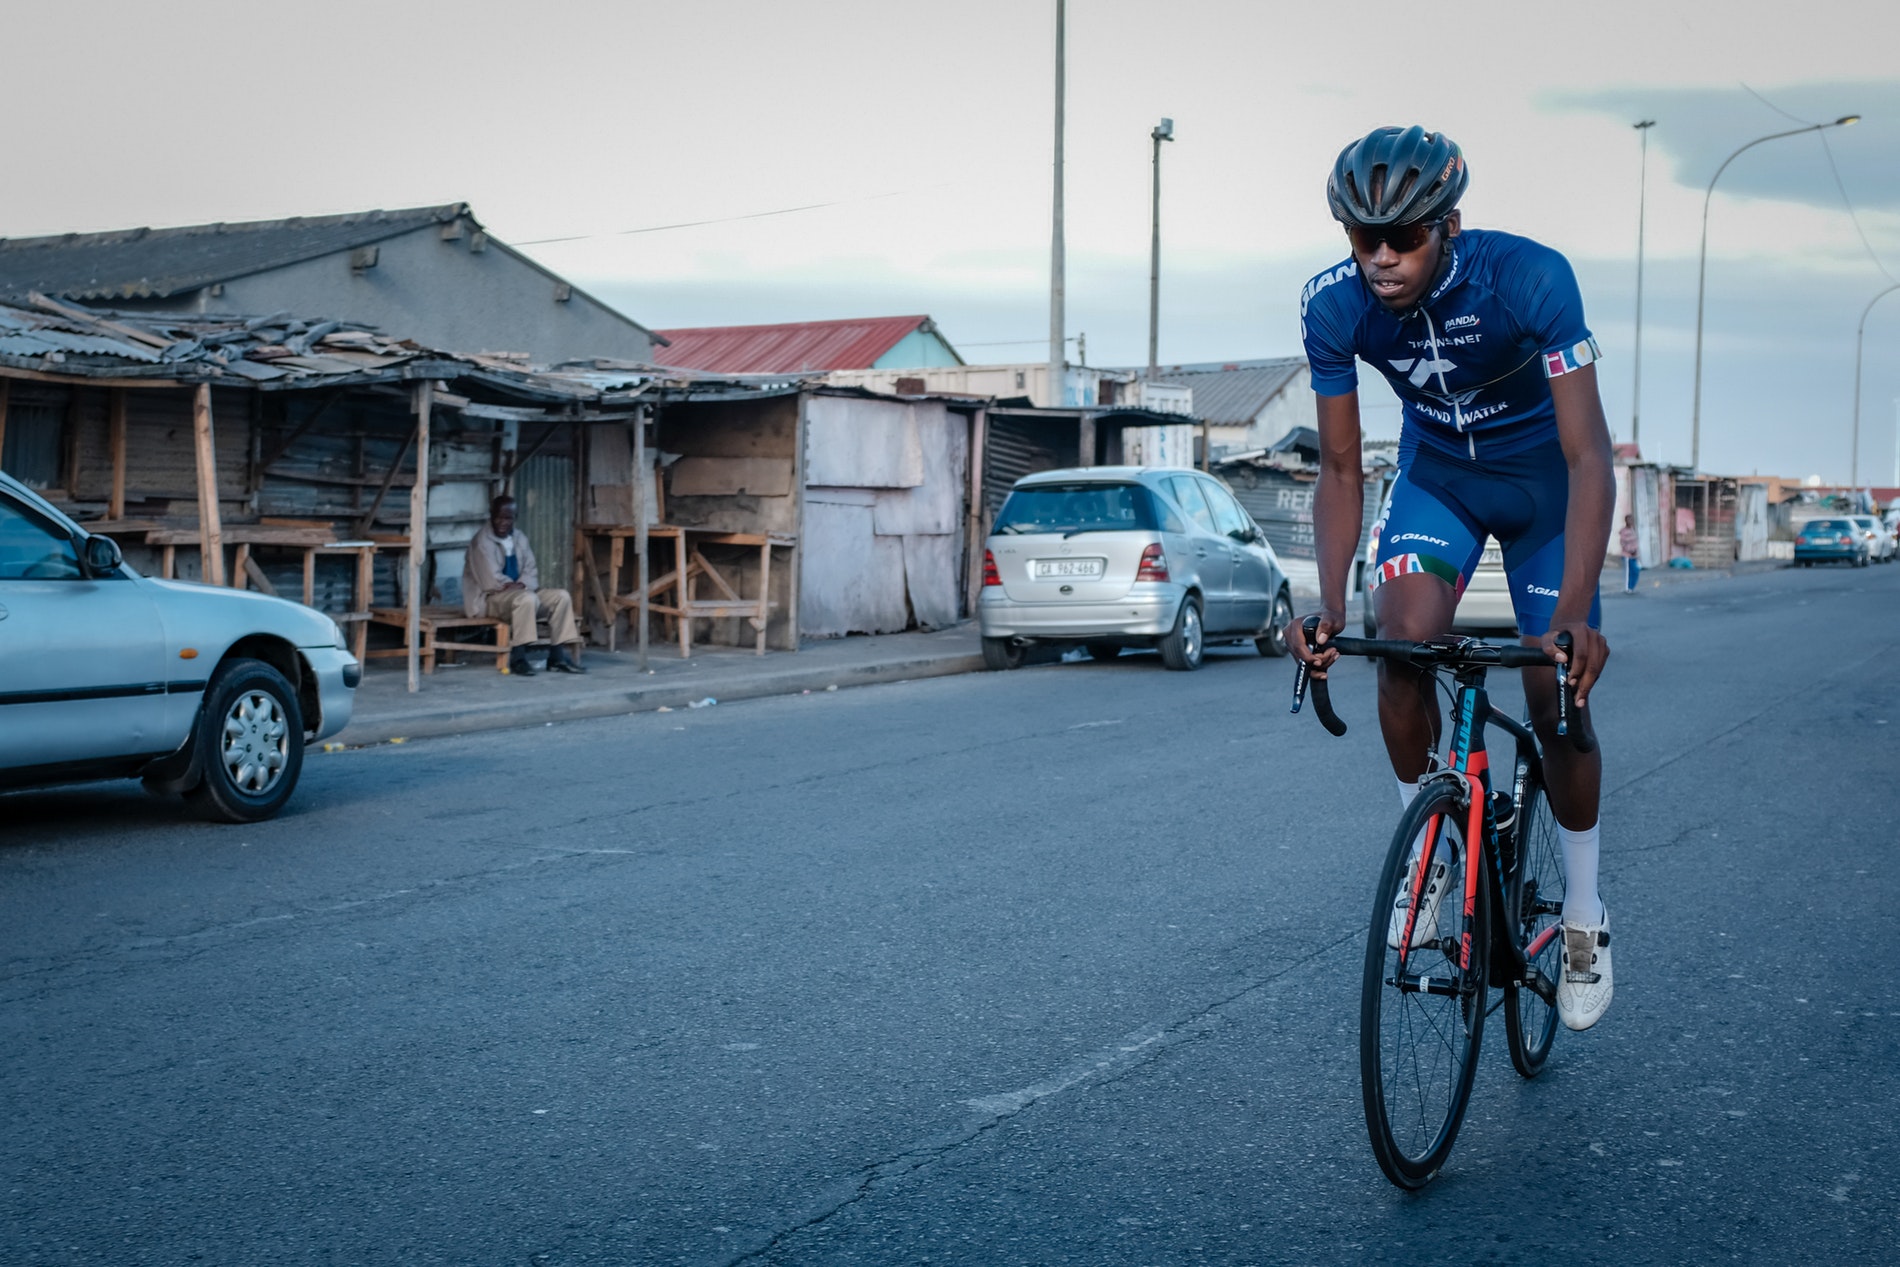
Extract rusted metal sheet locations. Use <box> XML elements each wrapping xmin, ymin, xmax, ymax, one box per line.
<box><xmin>653</xmin><ymin>316</ymin><xmax>931</xmax><ymax>374</ymax></box>
<box><xmin>514</xmin><ymin>451</ymin><xmax>573</xmax><ymax>592</ymax></box>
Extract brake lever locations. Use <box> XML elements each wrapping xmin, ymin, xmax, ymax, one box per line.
<box><xmin>1554</xmin><ymin>631</ymin><xmax>1574</xmax><ymax>738</ymax></box>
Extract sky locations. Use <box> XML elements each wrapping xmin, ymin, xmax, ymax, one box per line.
<box><xmin>3</xmin><ymin>0</ymin><xmax>1899</xmax><ymax>482</ymax></box>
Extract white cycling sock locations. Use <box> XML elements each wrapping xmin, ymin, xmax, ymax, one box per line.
<box><xmin>1560</xmin><ymin>822</ymin><xmax>1605</xmax><ymax>925</ymax></box>
<box><xmin>1396</xmin><ymin>776</ymin><xmax>1420</xmax><ymax>812</ymax></box>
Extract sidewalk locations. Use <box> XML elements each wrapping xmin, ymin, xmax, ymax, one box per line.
<box><xmin>334</xmin><ymin>624</ymin><xmax>984</xmax><ymax>747</ymax></box>
<box><xmin>334</xmin><ymin>556</ymin><xmax>1791</xmax><ymax>746</ymax></box>
<box><xmin>1603</xmin><ymin>555</ymin><xmax>1788</xmax><ymax>595</ymax></box>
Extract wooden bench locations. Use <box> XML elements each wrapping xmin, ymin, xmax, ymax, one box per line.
<box><xmin>365</xmin><ymin>607</ymin><xmax>512</xmax><ymax>674</ymax></box>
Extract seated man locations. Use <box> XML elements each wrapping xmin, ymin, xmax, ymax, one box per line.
<box><xmin>462</xmin><ymin>495</ymin><xmax>585</xmax><ymax>675</ymax></box>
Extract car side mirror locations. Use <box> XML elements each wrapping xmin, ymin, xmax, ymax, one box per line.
<box><xmin>83</xmin><ymin>534</ymin><xmax>123</xmax><ymax>574</ymax></box>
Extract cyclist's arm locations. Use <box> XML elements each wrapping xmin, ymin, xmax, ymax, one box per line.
<box><xmin>1289</xmin><ymin>390</ymin><xmax>1364</xmax><ymax>669</ymax></box>
<box><xmin>1546</xmin><ymin>363</ymin><xmax>1614</xmax><ymax>703</ymax></box>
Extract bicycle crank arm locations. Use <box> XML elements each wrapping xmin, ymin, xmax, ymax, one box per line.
<box><xmin>1519</xmin><ymin>969</ymin><xmax>1557</xmax><ymax>1005</ymax></box>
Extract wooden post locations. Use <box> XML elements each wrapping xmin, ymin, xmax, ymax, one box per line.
<box><xmin>634</xmin><ymin>403</ymin><xmax>649</xmax><ymax>671</ymax></box>
<box><xmin>406</xmin><ymin>381</ymin><xmax>433</xmax><ymax>694</ymax></box>
<box><xmin>965</xmin><ymin>407</ymin><xmax>987</xmax><ymax>617</ymax></box>
<box><xmin>1077</xmin><ymin>415</ymin><xmax>1095</xmax><ymax>467</ymax></box>
<box><xmin>192</xmin><ymin>383</ymin><xmax>226</xmax><ymax>586</ymax></box>
<box><xmin>108</xmin><ymin>389</ymin><xmax>127</xmax><ymax>520</ymax></box>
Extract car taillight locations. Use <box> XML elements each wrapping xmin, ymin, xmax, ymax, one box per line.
<box><xmin>982</xmin><ymin>549</ymin><xmax>1002</xmax><ymax>586</ymax></box>
<box><xmin>1136</xmin><ymin>543</ymin><xmax>1169</xmax><ymax>582</ymax></box>
<box><xmin>1841</xmin><ymin>535</ymin><xmax>1855</xmax><ymax>545</ymax></box>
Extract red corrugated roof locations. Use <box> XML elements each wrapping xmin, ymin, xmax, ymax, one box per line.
<box><xmin>650</xmin><ymin>315</ymin><xmax>930</xmax><ymax>373</ymax></box>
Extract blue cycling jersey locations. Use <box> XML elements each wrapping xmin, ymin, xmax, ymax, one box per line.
<box><xmin>1299</xmin><ymin>228</ymin><xmax>1600</xmax><ymax>461</ymax></box>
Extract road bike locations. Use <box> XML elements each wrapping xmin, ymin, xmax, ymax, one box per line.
<box><xmin>1291</xmin><ymin>619</ymin><xmax>1595</xmax><ymax>1189</ymax></box>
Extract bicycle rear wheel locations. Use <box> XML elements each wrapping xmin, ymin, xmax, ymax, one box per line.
<box><xmin>1361</xmin><ymin>782</ymin><xmax>1488</xmax><ymax>1189</ymax></box>
<box><xmin>1504</xmin><ymin>765</ymin><xmax>1564</xmax><ymax>1077</ymax></box>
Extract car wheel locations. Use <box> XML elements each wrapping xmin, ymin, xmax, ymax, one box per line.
<box><xmin>1157</xmin><ymin>597</ymin><xmax>1204</xmax><ymax>671</ymax></box>
<box><xmin>981</xmin><ymin>637</ymin><xmax>1027</xmax><ymax>671</ymax></box>
<box><xmin>182</xmin><ymin>658</ymin><xmax>305</xmax><ymax>823</ymax></box>
<box><xmin>1256</xmin><ymin>590</ymin><xmax>1294</xmax><ymax>657</ymax></box>
<box><xmin>1084</xmin><ymin>642</ymin><xmax>1123</xmax><ymax>662</ymax></box>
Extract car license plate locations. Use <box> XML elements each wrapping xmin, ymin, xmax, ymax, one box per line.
<box><xmin>1033</xmin><ymin>557</ymin><xmax>1105</xmax><ymax>580</ymax></box>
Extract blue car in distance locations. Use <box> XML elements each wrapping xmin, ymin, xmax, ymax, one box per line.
<box><xmin>1793</xmin><ymin>518</ymin><xmax>1869</xmax><ymax>568</ymax></box>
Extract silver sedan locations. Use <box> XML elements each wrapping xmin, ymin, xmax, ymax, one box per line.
<box><xmin>978</xmin><ymin>466</ymin><xmax>1293</xmax><ymax>671</ymax></box>
<box><xmin>0</xmin><ymin>472</ymin><xmax>357</xmax><ymax>821</ymax></box>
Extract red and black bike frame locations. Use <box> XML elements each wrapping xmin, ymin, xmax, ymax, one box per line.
<box><xmin>1397</xmin><ymin>668</ymin><xmax>1546</xmax><ymax>995</ymax></box>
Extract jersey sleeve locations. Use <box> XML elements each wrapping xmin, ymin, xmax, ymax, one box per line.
<box><xmin>1299</xmin><ymin>262</ymin><xmax>1361</xmax><ymax>396</ymax></box>
<box><xmin>1505</xmin><ymin>239</ymin><xmax>1601</xmax><ymax>380</ymax></box>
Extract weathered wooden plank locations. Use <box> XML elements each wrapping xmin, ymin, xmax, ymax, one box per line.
<box><xmin>670</xmin><ymin>456</ymin><xmax>793</xmax><ymax>497</ymax></box>
<box><xmin>407</xmin><ymin>382</ymin><xmax>433</xmax><ymax>693</ymax></box>
<box><xmin>108</xmin><ymin>389</ymin><xmax>127</xmax><ymax>520</ymax></box>
<box><xmin>192</xmin><ymin>384</ymin><xmax>226</xmax><ymax>586</ymax></box>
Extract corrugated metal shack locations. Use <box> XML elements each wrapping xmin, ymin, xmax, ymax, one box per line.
<box><xmin>0</xmin><ymin>297</ymin><xmax>705</xmax><ymax>687</ymax></box>
<box><xmin>1212</xmin><ymin>430</ymin><xmax>1393</xmax><ymax>595</ymax></box>
<box><xmin>0</xmin><ymin>301</ymin><xmax>1004</xmax><ymax>678</ymax></box>
<box><xmin>563</xmin><ymin>370</ymin><xmax>988</xmax><ymax>641</ymax></box>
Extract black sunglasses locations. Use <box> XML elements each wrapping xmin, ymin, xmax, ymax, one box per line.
<box><xmin>1346</xmin><ymin>220</ymin><xmax>1442</xmax><ymax>256</ymax></box>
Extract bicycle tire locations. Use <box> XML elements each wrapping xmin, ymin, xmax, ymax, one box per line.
<box><xmin>1361</xmin><ymin>781</ymin><xmax>1488</xmax><ymax>1189</ymax></box>
<box><xmin>1504</xmin><ymin>764</ymin><xmax>1564</xmax><ymax>1077</ymax></box>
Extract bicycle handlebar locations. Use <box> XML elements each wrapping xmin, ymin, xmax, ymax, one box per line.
<box><xmin>1290</xmin><ymin>616</ymin><xmax>1597</xmax><ymax>753</ymax></box>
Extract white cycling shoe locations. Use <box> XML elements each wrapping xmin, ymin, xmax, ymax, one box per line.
<box><xmin>1387</xmin><ymin>855</ymin><xmax>1452</xmax><ymax>950</ymax></box>
<box><xmin>1558</xmin><ymin>906</ymin><xmax>1614</xmax><ymax>1031</ymax></box>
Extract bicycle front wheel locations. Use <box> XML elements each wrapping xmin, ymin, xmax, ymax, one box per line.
<box><xmin>1504</xmin><ymin>766</ymin><xmax>1564</xmax><ymax>1077</ymax></box>
<box><xmin>1361</xmin><ymin>781</ymin><xmax>1488</xmax><ymax>1189</ymax></box>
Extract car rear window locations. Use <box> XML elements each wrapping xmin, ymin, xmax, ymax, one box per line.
<box><xmin>994</xmin><ymin>483</ymin><xmax>1160</xmax><ymax>535</ymax></box>
<box><xmin>1802</xmin><ymin>520</ymin><xmax>1851</xmax><ymax>533</ymax></box>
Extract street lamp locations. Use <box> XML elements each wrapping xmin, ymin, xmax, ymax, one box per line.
<box><xmin>1690</xmin><ymin>114</ymin><xmax>1859</xmax><ymax>471</ymax></box>
<box><xmin>1147</xmin><ymin>116</ymin><xmax>1175</xmax><ymax>381</ymax></box>
<box><xmin>1630</xmin><ymin>120</ymin><xmax>1655</xmax><ymax>449</ymax></box>
<box><xmin>1851</xmin><ymin>282</ymin><xmax>1899</xmax><ymax>487</ymax></box>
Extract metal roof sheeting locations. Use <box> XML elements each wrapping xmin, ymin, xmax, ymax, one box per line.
<box><xmin>1134</xmin><ymin>357</ymin><xmax>1307</xmax><ymax>426</ymax></box>
<box><xmin>651</xmin><ymin>316</ymin><xmax>933</xmax><ymax>374</ymax></box>
<box><xmin>0</xmin><ymin>205</ymin><xmax>468</xmax><ymax>301</ymax></box>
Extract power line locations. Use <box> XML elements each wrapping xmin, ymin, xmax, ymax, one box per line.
<box><xmin>960</xmin><ymin>335</ymin><xmax>1082</xmax><ymax>347</ymax></box>
<box><xmin>1817</xmin><ymin>129</ymin><xmax>1897</xmax><ymax>286</ymax></box>
<box><xmin>1737</xmin><ymin>81</ymin><xmax>1894</xmax><ymax>284</ymax></box>
<box><xmin>513</xmin><ymin>184</ymin><xmax>955</xmax><ymax>247</ymax></box>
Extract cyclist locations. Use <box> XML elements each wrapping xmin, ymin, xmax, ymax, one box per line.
<box><xmin>1287</xmin><ymin>126</ymin><xmax>1616</xmax><ymax>1031</ymax></box>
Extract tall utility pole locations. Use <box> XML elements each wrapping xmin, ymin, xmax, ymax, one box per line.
<box><xmin>1630</xmin><ymin>119</ymin><xmax>1655</xmax><ymax>449</ymax></box>
<box><xmin>1048</xmin><ymin>0</ymin><xmax>1066</xmax><ymax>410</ymax></box>
<box><xmin>1147</xmin><ymin>117</ymin><xmax>1175</xmax><ymax>380</ymax></box>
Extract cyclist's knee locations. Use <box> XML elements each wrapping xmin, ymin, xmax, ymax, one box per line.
<box><xmin>1372</xmin><ymin>576</ymin><xmax>1456</xmax><ymax>642</ymax></box>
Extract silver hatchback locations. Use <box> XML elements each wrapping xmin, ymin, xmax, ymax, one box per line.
<box><xmin>978</xmin><ymin>467</ymin><xmax>1293</xmax><ymax>671</ymax></box>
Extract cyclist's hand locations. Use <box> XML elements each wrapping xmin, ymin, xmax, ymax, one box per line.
<box><xmin>1289</xmin><ymin>608</ymin><xmax>1346</xmax><ymax>677</ymax></box>
<box><xmin>1541</xmin><ymin>619</ymin><xmax>1608</xmax><ymax>708</ymax></box>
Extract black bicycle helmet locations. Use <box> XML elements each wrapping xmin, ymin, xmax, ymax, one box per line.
<box><xmin>1326</xmin><ymin>126</ymin><xmax>1467</xmax><ymax>226</ymax></box>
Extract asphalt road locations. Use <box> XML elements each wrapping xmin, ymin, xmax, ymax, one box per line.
<box><xmin>4</xmin><ymin>562</ymin><xmax>1897</xmax><ymax>1266</ymax></box>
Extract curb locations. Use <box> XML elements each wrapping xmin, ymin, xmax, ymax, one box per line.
<box><xmin>332</xmin><ymin>652</ymin><xmax>989</xmax><ymax>747</ymax></box>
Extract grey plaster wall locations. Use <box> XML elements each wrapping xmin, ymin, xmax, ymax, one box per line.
<box><xmin>129</xmin><ymin>226</ymin><xmax>653</xmax><ymax>366</ymax></box>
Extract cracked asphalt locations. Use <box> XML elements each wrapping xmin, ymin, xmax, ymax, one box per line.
<box><xmin>3</xmin><ymin>562</ymin><xmax>1897</xmax><ymax>1265</ymax></box>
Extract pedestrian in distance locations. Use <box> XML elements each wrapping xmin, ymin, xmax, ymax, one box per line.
<box><xmin>462</xmin><ymin>495</ymin><xmax>587</xmax><ymax>676</ymax></box>
<box><xmin>1620</xmin><ymin>514</ymin><xmax>1640</xmax><ymax>593</ymax></box>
